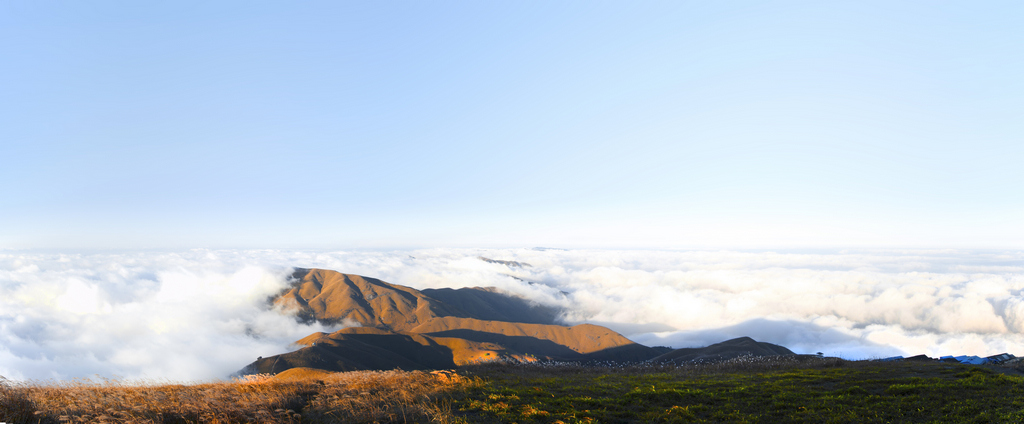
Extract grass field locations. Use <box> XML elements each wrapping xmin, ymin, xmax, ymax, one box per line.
<box><xmin>454</xmin><ymin>357</ymin><xmax>1024</xmax><ymax>423</ymax></box>
<box><xmin>4</xmin><ymin>358</ymin><xmax>1024</xmax><ymax>423</ymax></box>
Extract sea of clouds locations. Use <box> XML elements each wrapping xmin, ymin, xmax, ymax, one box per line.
<box><xmin>1</xmin><ymin>248</ymin><xmax>1022</xmax><ymax>381</ymax></box>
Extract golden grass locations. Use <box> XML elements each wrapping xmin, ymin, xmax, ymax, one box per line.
<box><xmin>0</xmin><ymin>370</ymin><xmax>476</xmax><ymax>423</ymax></box>
<box><xmin>271</xmin><ymin>368</ymin><xmax>335</xmax><ymax>381</ymax></box>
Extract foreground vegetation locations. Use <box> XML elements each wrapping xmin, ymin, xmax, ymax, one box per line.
<box><xmin>0</xmin><ymin>369</ymin><xmax>471</xmax><ymax>423</ymax></box>
<box><xmin>456</xmin><ymin>357</ymin><xmax>1024</xmax><ymax>423</ymax></box>
<box><xmin>5</xmin><ymin>358</ymin><xmax>1024</xmax><ymax>423</ymax></box>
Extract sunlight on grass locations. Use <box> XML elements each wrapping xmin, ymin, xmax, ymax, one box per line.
<box><xmin>1</xmin><ymin>370</ymin><xmax>475</xmax><ymax>423</ymax></box>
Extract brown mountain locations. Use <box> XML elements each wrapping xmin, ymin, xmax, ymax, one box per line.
<box><xmin>411</xmin><ymin>317</ymin><xmax>631</xmax><ymax>356</ymax></box>
<box><xmin>273</xmin><ymin>269</ymin><xmax>458</xmax><ymax>330</ymax></box>
<box><xmin>274</xmin><ymin>269</ymin><xmax>558</xmax><ymax>329</ymax></box>
<box><xmin>245</xmin><ymin>268</ymin><xmax>666</xmax><ymax>374</ymax></box>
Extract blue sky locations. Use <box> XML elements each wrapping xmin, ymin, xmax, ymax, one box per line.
<box><xmin>2</xmin><ymin>1</ymin><xmax>1022</xmax><ymax>249</ymax></box>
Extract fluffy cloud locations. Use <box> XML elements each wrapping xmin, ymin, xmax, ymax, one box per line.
<box><xmin>0</xmin><ymin>251</ymin><xmax>336</xmax><ymax>381</ymax></box>
<box><xmin>1</xmin><ymin>248</ymin><xmax>1022</xmax><ymax>380</ymax></box>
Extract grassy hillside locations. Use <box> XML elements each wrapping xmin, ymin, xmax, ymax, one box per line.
<box><xmin>5</xmin><ymin>358</ymin><xmax>1024</xmax><ymax>423</ymax></box>
<box><xmin>454</xmin><ymin>358</ymin><xmax>1024</xmax><ymax>423</ymax></box>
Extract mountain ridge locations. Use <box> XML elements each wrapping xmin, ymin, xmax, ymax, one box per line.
<box><xmin>248</xmin><ymin>268</ymin><xmax>666</xmax><ymax>374</ymax></box>
<box><xmin>244</xmin><ymin>268</ymin><xmax>797</xmax><ymax>375</ymax></box>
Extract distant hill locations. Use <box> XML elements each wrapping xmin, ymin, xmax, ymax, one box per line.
<box><xmin>651</xmin><ymin>337</ymin><xmax>795</xmax><ymax>363</ymax></box>
<box><xmin>477</xmin><ymin>256</ymin><xmax>532</xmax><ymax>268</ymax></box>
<box><xmin>245</xmin><ymin>268</ymin><xmax>667</xmax><ymax>375</ymax></box>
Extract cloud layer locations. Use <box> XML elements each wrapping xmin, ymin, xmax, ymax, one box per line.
<box><xmin>0</xmin><ymin>251</ymin><xmax>335</xmax><ymax>381</ymax></box>
<box><xmin>1</xmin><ymin>248</ymin><xmax>1022</xmax><ymax>380</ymax></box>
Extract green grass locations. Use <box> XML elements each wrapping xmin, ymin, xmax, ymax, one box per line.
<box><xmin>452</xmin><ymin>358</ymin><xmax>1024</xmax><ymax>423</ymax></box>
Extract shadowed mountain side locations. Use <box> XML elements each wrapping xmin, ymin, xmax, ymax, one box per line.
<box><xmin>247</xmin><ymin>328</ymin><xmax>456</xmax><ymax>373</ymax></box>
<box><xmin>428</xmin><ymin>336</ymin><xmax>532</xmax><ymax>365</ymax></box>
<box><xmin>583</xmin><ymin>344</ymin><xmax>675</xmax><ymax>362</ymax></box>
<box><xmin>300</xmin><ymin>327</ymin><xmax>535</xmax><ymax>364</ymax></box>
<box><xmin>420</xmin><ymin>287</ymin><xmax>560</xmax><ymax>325</ymax></box>
<box><xmin>275</xmin><ymin>268</ymin><xmax>461</xmax><ymax>330</ymax></box>
<box><xmin>422</xmin><ymin>329</ymin><xmax>672</xmax><ymax>362</ymax></box>
<box><xmin>302</xmin><ymin>327</ymin><xmax>564</xmax><ymax>364</ymax></box>
<box><xmin>652</xmin><ymin>337</ymin><xmax>795</xmax><ymax>363</ymax></box>
<box><xmin>410</xmin><ymin>317</ymin><xmax>636</xmax><ymax>354</ymax></box>
<box><xmin>423</xmin><ymin>329</ymin><xmax>584</xmax><ymax>360</ymax></box>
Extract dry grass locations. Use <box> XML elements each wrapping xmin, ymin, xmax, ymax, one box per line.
<box><xmin>0</xmin><ymin>370</ymin><xmax>476</xmax><ymax>424</ymax></box>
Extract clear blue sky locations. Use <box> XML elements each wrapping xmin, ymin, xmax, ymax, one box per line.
<box><xmin>2</xmin><ymin>1</ymin><xmax>1022</xmax><ymax>249</ymax></box>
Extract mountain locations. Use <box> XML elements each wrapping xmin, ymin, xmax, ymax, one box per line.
<box><xmin>651</xmin><ymin>337</ymin><xmax>795</xmax><ymax>363</ymax></box>
<box><xmin>274</xmin><ymin>268</ymin><xmax>559</xmax><ymax>329</ymax></box>
<box><xmin>410</xmin><ymin>317</ymin><xmax>633</xmax><ymax>356</ymax></box>
<box><xmin>247</xmin><ymin>327</ymin><xmax>457</xmax><ymax>373</ymax></box>
<box><xmin>245</xmin><ymin>268</ymin><xmax>666</xmax><ymax>374</ymax></box>
<box><xmin>273</xmin><ymin>269</ymin><xmax>458</xmax><ymax>330</ymax></box>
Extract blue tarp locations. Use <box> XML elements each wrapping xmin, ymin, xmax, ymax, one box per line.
<box><xmin>953</xmin><ymin>355</ymin><xmax>988</xmax><ymax>365</ymax></box>
<box><xmin>880</xmin><ymin>353</ymin><xmax>1014</xmax><ymax>365</ymax></box>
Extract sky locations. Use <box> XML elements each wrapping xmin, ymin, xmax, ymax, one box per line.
<box><xmin>2</xmin><ymin>1</ymin><xmax>1023</xmax><ymax>249</ymax></box>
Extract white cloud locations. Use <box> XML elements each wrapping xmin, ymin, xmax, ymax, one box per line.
<box><xmin>1</xmin><ymin>248</ymin><xmax>1022</xmax><ymax>380</ymax></box>
<box><xmin>0</xmin><ymin>251</ymin><xmax>336</xmax><ymax>381</ymax></box>
<box><xmin>283</xmin><ymin>248</ymin><xmax>1024</xmax><ymax>359</ymax></box>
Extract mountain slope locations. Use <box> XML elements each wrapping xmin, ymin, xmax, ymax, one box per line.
<box><xmin>274</xmin><ymin>269</ymin><xmax>458</xmax><ymax>331</ymax></box>
<box><xmin>247</xmin><ymin>327</ymin><xmax>457</xmax><ymax>373</ymax></box>
<box><xmin>245</xmin><ymin>268</ymin><xmax>667</xmax><ymax>373</ymax></box>
<box><xmin>411</xmin><ymin>317</ymin><xmax>634</xmax><ymax>355</ymax></box>
<box><xmin>419</xmin><ymin>286</ymin><xmax>559</xmax><ymax>325</ymax></box>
